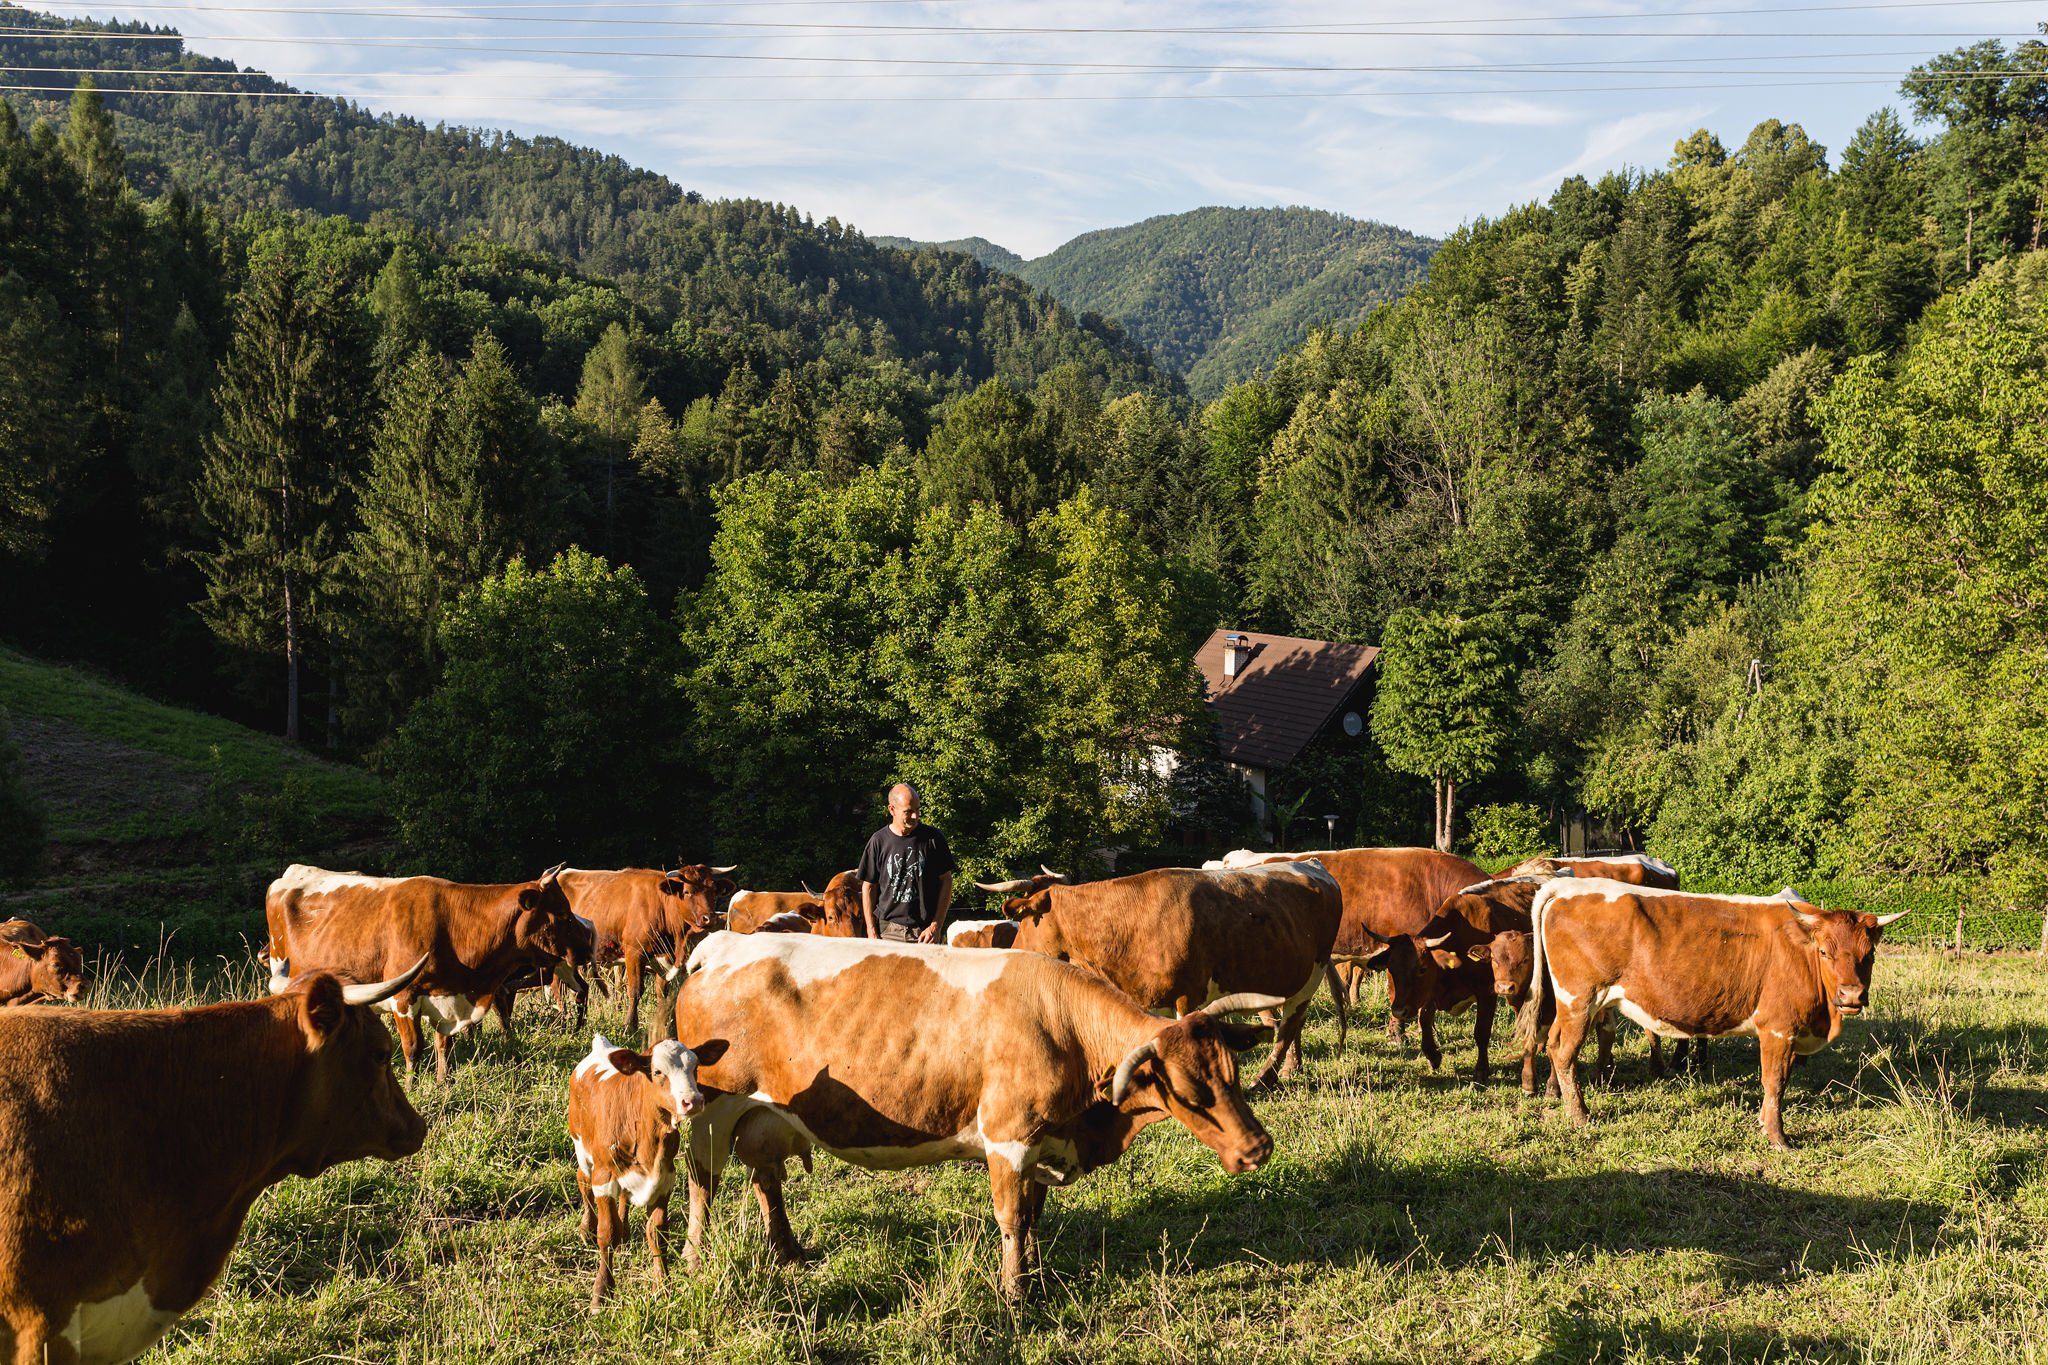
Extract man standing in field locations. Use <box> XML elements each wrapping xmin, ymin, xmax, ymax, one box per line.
<box><xmin>858</xmin><ymin>782</ymin><xmax>957</xmax><ymax>943</ymax></box>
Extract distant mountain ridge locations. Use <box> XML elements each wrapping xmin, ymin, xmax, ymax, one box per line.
<box><xmin>888</xmin><ymin>207</ymin><xmax>1438</xmax><ymax>397</ymax></box>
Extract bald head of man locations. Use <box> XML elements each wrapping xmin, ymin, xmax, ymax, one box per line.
<box><xmin>887</xmin><ymin>782</ymin><xmax>922</xmax><ymax>834</ymax></box>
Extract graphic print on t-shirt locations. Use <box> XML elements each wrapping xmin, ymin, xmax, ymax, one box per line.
<box><xmin>883</xmin><ymin>847</ymin><xmax>924</xmax><ymax>911</ymax></box>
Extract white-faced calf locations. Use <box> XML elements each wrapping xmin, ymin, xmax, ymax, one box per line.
<box><xmin>565</xmin><ymin>1033</ymin><xmax>710</xmax><ymax>1310</ymax></box>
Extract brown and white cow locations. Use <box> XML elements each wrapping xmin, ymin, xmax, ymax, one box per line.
<box><xmin>944</xmin><ymin>918</ymin><xmax>1019</xmax><ymax>949</ymax></box>
<box><xmin>1395</xmin><ymin>875</ymin><xmax>1548</xmax><ymax>1084</ymax></box>
<box><xmin>1506</xmin><ymin>852</ymin><xmax>1681</xmax><ymax>888</ymax></box>
<box><xmin>0</xmin><ymin>920</ymin><xmax>85</xmax><ymax>1006</ymax></box>
<box><xmin>724</xmin><ymin>870</ymin><xmax>864</xmax><ymax>937</ymax></box>
<box><xmin>566</xmin><ymin>1033</ymin><xmax>711</xmax><ymax>1311</ymax></box>
<box><xmin>1216</xmin><ymin>847</ymin><xmax>1487</xmax><ymax>1050</ymax></box>
<box><xmin>0</xmin><ymin>959</ymin><xmax>426</xmax><ymax>1365</ymax></box>
<box><xmin>673</xmin><ymin>931</ymin><xmax>1280</xmax><ymax>1299</ymax></box>
<box><xmin>265</xmin><ymin>863</ymin><xmax>594</xmax><ymax>1081</ymax></box>
<box><xmin>559</xmin><ymin>866</ymin><xmax>731</xmax><ymax>1039</ymax></box>
<box><xmin>976</xmin><ymin>860</ymin><xmax>1344</xmax><ymax>1088</ymax></box>
<box><xmin>1515</xmin><ymin>879</ymin><xmax>1904</xmax><ymax>1148</ymax></box>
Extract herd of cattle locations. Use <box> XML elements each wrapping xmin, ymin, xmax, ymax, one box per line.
<box><xmin>0</xmin><ymin>846</ymin><xmax>1906</xmax><ymax>1362</ymax></box>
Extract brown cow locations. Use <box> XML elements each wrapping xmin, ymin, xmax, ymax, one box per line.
<box><xmin>1399</xmin><ymin>876</ymin><xmax>1548</xmax><ymax>1084</ymax></box>
<box><xmin>0</xmin><ymin>959</ymin><xmax>426</xmax><ymax>1365</ymax></box>
<box><xmin>1516</xmin><ymin>879</ymin><xmax>1904</xmax><ymax>1148</ymax></box>
<box><xmin>566</xmin><ymin>1033</ymin><xmax>711</xmax><ymax>1311</ymax></box>
<box><xmin>674</xmin><ymin>930</ymin><xmax>1280</xmax><ymax>1299</ymax></box>
<box><xmin>1216</xmin><ymin>847</ymin><xmax>1486</xmax><ymax>1049</ymax></box>
<box><xmin>724</xmin><ymin>870</ymin><xmax>864</xmax><ymax>937</ymax></box>
<box><xmin>0</xmin><ymin>920</ymin><xmax>85</xmax><ymax>1006</ymax></box>
<box><xmin>559</xmin><ymin>865</ymin><xmax>731</xmax><ymax>1039</ymax></box>
<box><xmin>976</xmin><ymin>860</ymin><xmax>1344</xmax><ymax>1088</ymax></box>
<box><xmin>265</xmin><ymin>862</ymin><xmax>594</xmax><ymax>1082</ymax></box>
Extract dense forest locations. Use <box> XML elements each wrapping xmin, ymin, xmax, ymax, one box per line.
<box><xmin>882</xmin><ymin>208</ymin><xmax>1438</xmax><ymax>398</ymax></box>
<box><xmin>5</xmin><ymin>7</ymin><xmax>2048</xmax><ymax>921</ymax></box>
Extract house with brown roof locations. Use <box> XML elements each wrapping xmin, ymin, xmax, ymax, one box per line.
<box><xmin>1193</xmin><ymin>629</ymin><xmax>1379</xmax><ymax>823</ymax></box>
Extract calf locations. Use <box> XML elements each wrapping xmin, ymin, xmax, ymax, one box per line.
<box><xmin>1516</xmin><ymin>879</ymin><xmax>1902</xmax><ymax>1148</ymax></box>
<box><xmin>560</xmin><ymin>865</ymin><xmax>730</xmax><ymax>1038</ymax></box>
<box><xmin>0</xmin><ymin>959</ymin><xmax>425</xmax><ymax>1365</ymax></box>
<box><xmin>675</xmin><ymin>931</ymin><xmax>1280</xmax><ymax>1299</ymax></box>
<box><xmin>1400</xmin><ymin>876</ymin><xmax>1547</xmax><ymax>1084</ymax></box>
<box><xmin>566</xmin><ymin>1034</ymin><xmax>711</xmax><ymax>1311</ymax></box>
<box><xmin>0</xmin><ymin>920</ymin><xmax>85</xmax><ymax>1006</ymax></box>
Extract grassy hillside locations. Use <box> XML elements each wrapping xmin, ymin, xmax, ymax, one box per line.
<box><xmin>87</xmin><ymin>946</ymin><xmax>2048</xmax><ymax>1363</ymax></box>
<box><xmin>0</xmin><ymin>647</ymin><xmax>385</xmax><ymax>955</ymax></box>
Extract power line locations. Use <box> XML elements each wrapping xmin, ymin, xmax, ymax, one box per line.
<box><xmin>0</xmin><ymin>73</ymin><xmax>2020</xmax><ymax>101</ymax></box>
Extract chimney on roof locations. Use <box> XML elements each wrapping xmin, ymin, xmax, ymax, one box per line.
<box><xmin>1223</xmin><ymin>632</ymin><xmax>1247</xmax><ymax>679</ymax></box>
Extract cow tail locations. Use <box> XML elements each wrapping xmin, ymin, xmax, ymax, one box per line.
<box><xmin>1322</xmin><ymin>961</ymin><xmax>1349</xmax><ymax>1052</ymax></box>
<box><xmin>1513</xmin><ymin>894</ymin><xmax>1549</xmax><ymax>1053</ymax></box>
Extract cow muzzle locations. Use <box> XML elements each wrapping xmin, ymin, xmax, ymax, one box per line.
<box><xmin>1222</xmin><ymin>1131</ymin><xmax>1274</xmax><ymax>1174</ymax></box>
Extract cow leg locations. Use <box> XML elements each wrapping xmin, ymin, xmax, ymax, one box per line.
<box><xmin>1323</xmin><ymin>962</ymin><xmax>1349</xmax><ymax>1053</ymax></box>
<box><xmin>1249</xmin><ymin>1000</ymin><xmax>1310</xmax><ymax>1089</ymax></box>
<box><xmin>1419</xmin><ymin>1005</ymin><xmax>1443</xmax><ymax>1071</ymax></box>
<box><xmin>491</xmin><ymin>990</ymin><xmax>516</xmax><ymax>1037</ymax></box>
<box><xmin>394</xmin><ymin>1010</ymin><xmax>423</xmax><ymax>1074</ymax></box>
<box><xmin>745</xmin><ymin>1159</ymin><xmax>807</xmax><ymax>1264</ymax></box>
<box><xmin>684</xmin><ymin>1125</ymin><xmax>723</xmax><ymax>1274</ymax></box>
<box><xmin>1471</xmin><ymin>993</ymin><xmax>1496</xmax><ymax>1086</ymax></box>
<box><xmin>1023</xmin><ymin>1177</ymin><xmax>1048</xmax><ymax>1273</ymax></box>
<box><xmin>1548</xmin><ymin>1000</ymin><xmax>1595</xmax><ymax>1127</ymax></box>
<box><xmin>646</xmin><ymin>1194</ymin><xmax>672</xmax><ymax>1285</ymax></box>
<box><xmin>1594</xmin><ymin>1012</ymin><xmax>1617</xmax><ymax>1086</ymax></box>
<box><xmin>433</xmin><ymin>1028</ymin><xmax>453</xmax><ymax>1084</ymax></box>
<box><xmin>988</xmin><ymin>1158</ymin><xmax>1039</xmax><ymax>1300</ymax></box>
<box><xmin>590</xmin><ymin>1170</ymin><xmax>620</xmax><ymax>1310</ymax></box>
<box><xmin>577</xmin><ymin>1169</ymin><xmax>597</xmax><ymax>1244</ymax></box>
<box><xmin>1649</xmin><ymin>1034</ymin><xmax>1666</xmax><ymax>1078</ymax></box>
<box><xmin>1758</xmin><ymin>1033</ymin><xmax>1797</xmax><ymax>1150</ymax></box>
<box><xmin>1385</xmin><ymin>975</ymin><xmax>1406</xmax><ymax>1048</ymax></box>
<box><xmin>623</xmin><ymin>947</ymin><xmax>646</xmax><ymax>1039</ymax></box>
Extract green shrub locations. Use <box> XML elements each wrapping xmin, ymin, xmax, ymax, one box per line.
<box><xmin>0</xmin><ymin>708</ymin><xmax>48</xmax><ymax>887</ymax></box>
<box><xmin>1462</xmin><ymin>802</ymin><xmax>1552</xmax><ymax>863</ymax></box>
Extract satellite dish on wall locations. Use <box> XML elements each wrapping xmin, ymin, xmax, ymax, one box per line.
<box><xmin>1342</xmin><ymin>711</ymin><xmax>1363</xmax><ymax>737</ymax></box>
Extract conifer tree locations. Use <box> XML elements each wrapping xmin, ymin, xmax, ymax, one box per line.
<box><xmin>193</xmin><ymin>247</ymin><xmax>365</xmax><ymax>741</ymax></box>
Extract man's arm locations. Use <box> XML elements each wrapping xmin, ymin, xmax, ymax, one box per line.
<box><xmin>862</xmin><ymin>881</ymin><xmax>880</xmax><ymax>939</ymax></box>
<box><xmin>918</xmin><ymin>870</ymin><xmax>954</xmax><ymax>943</ymax></box>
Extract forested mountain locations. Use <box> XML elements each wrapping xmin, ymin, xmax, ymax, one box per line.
<box><xmin>873</xmin><ymin>236</ymin><xmax>1028</xmax><ymax>276</ymax></box>
<box><xmin>886</xmin><ymin>208</ymin><xmax>1438</xmax><ymax>397</ymax></box>
<box><xmin>7</xmin><ymin>2</ymin><xmax>2048</xmax><ymax>910</ymax></box>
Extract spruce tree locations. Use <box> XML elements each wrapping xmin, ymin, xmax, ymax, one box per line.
<box><xmin>193</xmin><ymin>247</ymin><xmax>364</xmax><ymax>742</ymax></box>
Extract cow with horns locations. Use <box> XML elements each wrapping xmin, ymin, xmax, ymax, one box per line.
<box><xmin>558</xmin><ymin>864</ymin><xmax>735</xmax><ymax>1039</ymax></box>
<box><xmin>0</xmin><ymin>958</ymin><xmax>427</xmax><ymax>1365</ymax></box>
<box><xmin>265</xmin><ymin>862</ymin><xmax>595</xmax><ymax>1081</ymax></box>
<box><xmin>0</xmin><ymin>919</ymin><xmax>85</xmax><ymax>1007</ymax></box>
<box><xmin>1516</xmin><ymin>879</ymin><xmax>1905</xmax><ymax>1148</ymax></box>
<box><xmin>673</xmin><ymin>930</ymin><xmax>1282</xmax><ymax>1299</ymax></box>
<box><xmin>724</xmin><ymin>870</ymin><xmax>864</xmax><ymax>937</ymax></box>
<box><xmin>973</xmin><ymin>860</ymin><xmax>1344</xmax><ymax>1088</ymax></box>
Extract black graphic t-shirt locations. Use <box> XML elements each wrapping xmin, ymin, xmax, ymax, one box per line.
<box><xmin>856</xmin><ymin>824</ymin><xmax>958</xmax><ymax>929</ymax></box>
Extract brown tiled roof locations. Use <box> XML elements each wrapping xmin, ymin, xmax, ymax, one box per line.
<box><xmin>1194</xmin><ymin>630</ymin><xmax>1378</xmax><ymax>771</ymax></box>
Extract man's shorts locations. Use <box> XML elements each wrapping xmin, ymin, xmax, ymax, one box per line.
<box><xmin>878</xmin><ymin>922</ymin><xmax>920</xmax><ymax>943</ymax></box>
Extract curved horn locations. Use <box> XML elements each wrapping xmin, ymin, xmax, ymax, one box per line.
<box><xmin>1361</xmin><ymin>926</ymin><xmax>1392</xmax><ymax>945</ymax></box>
<box><xmin>1199</xmin><ymin>992</ymin><xmax>1289</xmax><ymax>1017</ymax></box>
<box><xmin>976</xmin><ymin>878</ymin><xmax>1034</xmax><ymax>895</ymax></box>
<box><xmin>709</xmin><ymin>864</ymin><xmax>740</xmax><ymax>875</ymax></box>
<box><xmin>800</xmin><ymin>880</ymin><xmax>822</xmax><ymax>900</ymax></box>
<box><xmin>1110</xmin><ymin>1036</ymin><xmax>1159</xmax><ymax>1104</ymax></box>
<box><xmin>1871</xmin><ymin>910</ymin><xmax>1909</xmax><ymax>927</ymax></box>
<box><xmin>1039</xmin><ymin>864</ymin><xmax>1068</xmax><ymax>880</ymax></box>
<box><xmin>1422</xmin><ymin>932</ymin><xmax>1457</xmax><ymax>950</ymax></box>
<box><xmin>339</xmin><ymin>954</ymin><xmax>429</xmax><ymax>1006</ymax></box>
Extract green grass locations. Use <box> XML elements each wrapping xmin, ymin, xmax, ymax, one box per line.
<box><xmin>60</xmin><ymin>945</ymin><xmax>2047</xmax><ymax>1364</ymax></box>
<box><xmin>0</xmin><ymin>645</ymin><xmax>383</xmax><ymax>845</ymax></box>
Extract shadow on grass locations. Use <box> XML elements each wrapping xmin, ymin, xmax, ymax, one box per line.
<box><xmin>1533</xmin><ymin>1302</ymin><xmax>1859</xmax><ymax>1364</ymax></box>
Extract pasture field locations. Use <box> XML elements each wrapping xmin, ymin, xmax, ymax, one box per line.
<box><xmin>89</xmin><ymin>945</ymin><xmax>2048</xmax><ymax>1365</ymax></box>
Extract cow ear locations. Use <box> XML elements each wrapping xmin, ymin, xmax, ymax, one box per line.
<box><xmin>297</xmin><ymin>974</ymin><xmax>347</xmax><ymax>1049</ymax></box>
<box><xmin>690</xmin><ymin>1038</ymin><xmax>730</xmax><ymax>1066</ymax></box>
<box><xmin>661</xmin><ymin>878</ymin><xmax>685</xmax><ymax>897</ymax></box>
<box><xmin>799</xmin><ymin>902</ymin><xmax>825</xmax><ymax>920</ymax></box>
<box><xmin>714</xmin><ymin>879</ymin><xmax>735</xmax><ymax>896</ymax></box>
<box><xmin>1465</xmin><ymin>945</ymin><xmax>1490</xmax><ymax>963</ymax></box>
<box><xmin>1215</xmin><ymin>1019</ymin><xmax>1271</xmax><ymax>1052</ymax></box>
<box><xmin>517</xmin><ymin>886</ymin><xmax>542</xmax><ymax>910</ymax></box>
<box><xmin>606</xmin><ymin>1049</ymin><xmax>648</xmax><ymax>1076</ymax></box>
<box><xmin>1430</xmin><ymin>950</ymin><xmax>1463</xmax><ymax>971</ymax></box>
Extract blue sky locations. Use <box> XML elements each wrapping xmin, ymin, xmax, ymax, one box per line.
<box><xmin>32</xmin><ymin>0</ymin><xmax>2046</xmax><ymax>255</ymax></box>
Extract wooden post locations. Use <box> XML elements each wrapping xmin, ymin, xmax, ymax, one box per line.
<box><xmin>1954</xmin><ymin>901</ymin><xmax>1966</xmax><ymax>953</ymax></box>
<box><xmin>2038</xmin><ymin>901</ymin><xmax>2047</xmax><ymax>955</ymax></box>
